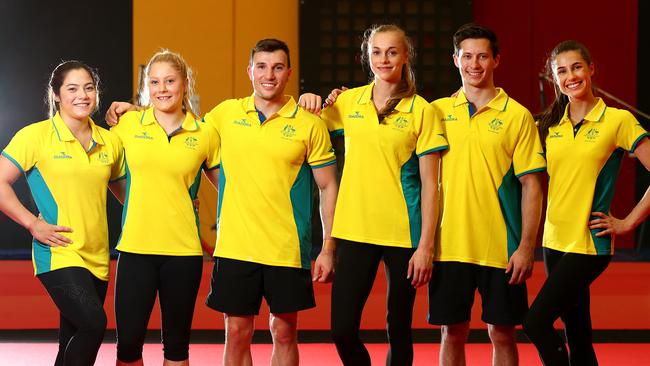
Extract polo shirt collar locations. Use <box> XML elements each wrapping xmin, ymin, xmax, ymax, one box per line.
<box><xmin>559</xmin><ymin>97</ymin><xmax>607</xmax><ymax>126</ymax></box>
<box><xmin>51</xmin><ymin>112</ymin><xmax>105</xmax><ymax>146</ymax></box>
<box><xmin>356</xmin><ymin>82</ymin><xmax>416</xmax><ymax>113</ymax></box>
<box><xmin>245</xmin><ymin>94</ymin><xmax>299</xmax><ymax>119</ymax></box>
<box><xmin>453</xmin><ymin>88</ymin><xmax>510</xmax><ymax>112</ymax></box>
<box><xmin>584</xmin><ymin>98</ymin><xmax>607</xmax><ymax>122</ymax></box>
<box><xmin>139</xmin><ymin>107</ymin><xmax>199</xmax><ymax>131</ymax></box>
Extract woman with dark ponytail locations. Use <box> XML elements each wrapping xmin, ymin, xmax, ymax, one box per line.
<box><xmin>300</xmin><ymin>24</ymin><xmax>448</xmax><ymax>365</ymax></box>
<box><xmin>523</xmin><ymin>40</ymin><xmax>650</xmax><ymax>366</ymax></box>
<box><xmin>0</xmin><ymin>61</ymin><xmax>125</xmax><ymax>365</ymax></box>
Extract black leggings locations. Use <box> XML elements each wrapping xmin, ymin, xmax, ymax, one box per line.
<box><xmin>38</xmin><ymin>266</ymin><xmax>108</xmax><ymax>366</ymax></box>
<box><xmin>523</xmin><ymin>248</ymin><xmax>611</xmax><ymax>366</ymax></box>
<box><xmin>114</xmin><ymin>252</ymin><xmax>203</xmax><ymax>362</ymax></box>
<box><xmin>331</xmin><ymin>240</ymin><xmax>417</xmax><ymax>366</ymax></box>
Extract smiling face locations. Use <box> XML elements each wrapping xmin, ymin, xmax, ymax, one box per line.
<box><xmin>147</xmin><ymin>61</ymin><xmax>187</xmax><ymax>114</ymax></box>
<box><xmin>55</xmin><ymin>68</ymin><xmax>97</xmax><ymax>122</ymax></box>
<box><xmin>368</xmin><ymin>30</ymin><xmax>408</xmax><ymax>84</ymax></box>
<box><xmin>552</xmin><ymin>50</ymin><xmax>595</xmax><ymax>100</ymax></box>
<box><xmin>248</xmin><ymin>50</ymin><xmax>291</xmax><ymax>103</ymax></box>
<box><xmin>454</xmin><ymin>38</ymin><xmax>500</xmax><ymax>89</ymax></box>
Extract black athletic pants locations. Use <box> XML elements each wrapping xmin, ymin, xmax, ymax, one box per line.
<box><xmin>523</xmin><ymin>247</ymin><xmax>611</xmax><ymax>366</ymax></box>
<box><xmin>38</xmin><ymin>266</ymin><xmax>108</xmax><ymax>366</ymax></box>
<box><xmin>114</xmin><ymin>252</ymin><xmax>203</xmax><ymax>362</ymax></box>
<box><xmin>331</xmin><ymin>239</ymin><xmax>417</xmax><ymax>366</ymax></box>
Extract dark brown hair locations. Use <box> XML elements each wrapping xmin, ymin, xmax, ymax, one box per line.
<box><xmin>250</xmin><ymin>38</ymin><xmax>291</xmax><ymax>68</ymax></box>
<box><xmin>536</xmin><ymin>40</ymin><xmax>593</xmax><ymax>145</ymax></box>
<box><xmin>46</xmin><ymin>60</ymin><xmax>100</xmax><ymax>118</ymax></box>
<box><xmin>453</xmin><ymin>23</ymin><xmax>499</xmax><ymax>58</ymax></box>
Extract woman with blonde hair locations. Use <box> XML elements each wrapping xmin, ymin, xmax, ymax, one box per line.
<box><xmin>301</xmin><ymin>24</ymin><xmax>447</xmax><ymax>365</ymax></box>
<box><xmin>110</xmin><ymin>50</ymin><xmax>220</xmax><ymax>366</ymax></box>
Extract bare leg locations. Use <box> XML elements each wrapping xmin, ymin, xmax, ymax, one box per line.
<box><xmin>269</xmin><ymin>312</ymin><xmax>299</xmax><ymax>366</ymax></box>
<box><xmin>440</xmin><ymin>322</ymin><xmax>470</xmax><ymax>366</ymax></box>
<box><xmin>223</xmin><ymin>314</ymin><xmax>254</xmax><ymax>366</ymax></box>
<box><xmin>488</xmin><ymin>324</ymin><xmax>518</xmax><ymax>366</ymax></box>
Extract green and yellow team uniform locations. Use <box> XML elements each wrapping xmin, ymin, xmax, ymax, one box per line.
<box><xmin>432</xmin><ymin>88</ymin><xmax>546</xmax><ymax>269</ymax></box>
<box><xmin>204</xmin><ymin>96</ymin><xmax>335</xmax><ymax>269</ymax></box>
<box><xmin>2</xmin><ymin>113</ymin><xmax>124</xmax><ymax>280</ymax></box>
<box><xmin>111</xmin><ymin>108</ymin><xmax>220</xmax><ymax>256</ymax></box>
<box><xmin>543</xmin><ymin>98</ymin><xmax>648</xmax><ymax>255</ymax></box>
<box><xmin>320</xmin><ymin>83</ymin><xmax>448</xmax><ymax>248</ymax></box>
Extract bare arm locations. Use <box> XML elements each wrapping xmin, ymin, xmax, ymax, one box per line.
<box><xmin>0</xmin><ymin>156</ymin><xmax>72</xmax><ymax>246</ymax></box>
<box><xmin>108</xmin><ymin>179</ymin><xmax>127</xmax><ymax>205</ymax></box>
<box><xmin>590</xmin><ymin>138</ymin><xmax>650</xmax><ymax>235</ymax></box>
<box><xmin>203</xmin><ymin>168</ymin><xmax>220</xmax><ymax>190</ymax></box>
<box><xmin>507</xmin><ymin>172</ymin><xmax>543</xmax><ymax>284</ymax></box>
<box><xmin>105</xmin><ymin>102</ymin><xmax>139</xmax><ymax>126</ymax></box>
<box><xmin>408</xmin><ymin>152</ymin><xmax>441</xmax><ymax>288</ymax></box>
<box><xmin>297</xmin><ymin>87</ymin><xmax>347</xmax><ymax>115</ymax></box>
<box><xmin>311</xmin><ymin>164</ymin><xmax>338</xmax><ymax>283</ymax></box>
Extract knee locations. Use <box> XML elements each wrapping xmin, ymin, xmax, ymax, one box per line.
<box><xmin>487</xmin><ymin>325</ymin><xmax>516</xmax><ymax>348</ymax></box>
<box><xmin>270</xmin><ymin>324</ymin><xmax>297</xmax><ymax>347</ymax></box>
<box><xmin>441</xmin><ymin>324</ymin><xmax>469</xmax><ymax>346</ymax></box>
<box><xmin>225</xmin><ymin>318</ymin><xmax>254</xmax><ymax>346</ymax></box>
<box><xmin>270</xmin><ymin>315</ymin><xmax>297</xmax><ymax>347</ymax></box>
<box><xmin>79</xmin><ymin>310</ymin><xmax>107</xmax><ymax>340</ymax></box>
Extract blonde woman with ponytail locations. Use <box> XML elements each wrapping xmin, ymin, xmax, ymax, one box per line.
<box><xmin>300</xmin><ymin>24</ymin><xmax>448</xmax><ymax>365</ymax></box>
<box><xmin>110</xmin><ymin>50</ymin><xmax>220</xmax><ymax>366</ymax></box>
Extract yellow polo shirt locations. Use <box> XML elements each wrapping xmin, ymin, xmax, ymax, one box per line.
<box><xmin>111</xmin><ymin>108</ymin><xmax>220</xmax><ymax>256</ymax></box>
<box><xmin>320</xmin><ymin>83</ymin><xmax>448</xmax><ymax>248</ymax></box>
<box><xmin>2</xmin><ymin>113</ymin><xmax>124</xmax><ymax>280</ymax></box>
<box><xmin>543</xmin><ymin>98</ymin><xmax>648</xmax><ymax>255</ymax></box>
<box><xmin>203</xmin><ymin>95</ymin><xmax>336</xmax><ymax>269</ymax></box>
<box><xmin>432</xmin><ymin>88</ymin><xmax>546</xmax><ymax>269</ymax></box>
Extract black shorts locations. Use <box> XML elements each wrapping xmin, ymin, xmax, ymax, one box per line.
<box><xmin>205</xmin><ymin>257</ymin><xmax>315</xmax><ymax>315</ymax></box>
<box><xmin>428</xmin><ymin>261</ymin><xmax>528</xmax><ymax>326</ymax></box>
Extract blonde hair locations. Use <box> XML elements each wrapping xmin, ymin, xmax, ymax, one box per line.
<box><xmin>139</xmin><ymin>49</ymin><xmax>196</xmax><ymax>115</ymax></box>
<box><xmin>360</xmin><ymin>24</ymin><xmax>417</xmax><ymax>121</ymax></box>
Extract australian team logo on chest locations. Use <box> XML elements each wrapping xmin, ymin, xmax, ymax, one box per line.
<box><xmin>281</xmin><ymin>124</ymin><xmax>296</xmax><ymax>138</ymax></box>
<box><xmin>184</xmin><ymin>136</ymin><xmax>199</xmax><ymax>149</ymax></box>
<box><xmin>98</xmin><ymin>151</ymin><xmax>110</xmax><ymax>164</ymax></box>
<box><xmin>584</xmin><ymin>128</ymin><xmax>600</xmax><ymax>142</ymax></box>
<box><xmin>487</xmin><ymin>118</ymin><xmax>504</xmax><ymax>133</ymax></box>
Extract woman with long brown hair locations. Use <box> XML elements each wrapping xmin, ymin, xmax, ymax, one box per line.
<box><xmin>523</xmin><ymin>40</ymin><xmax>650</xmax><ymax>366</ymax></box>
